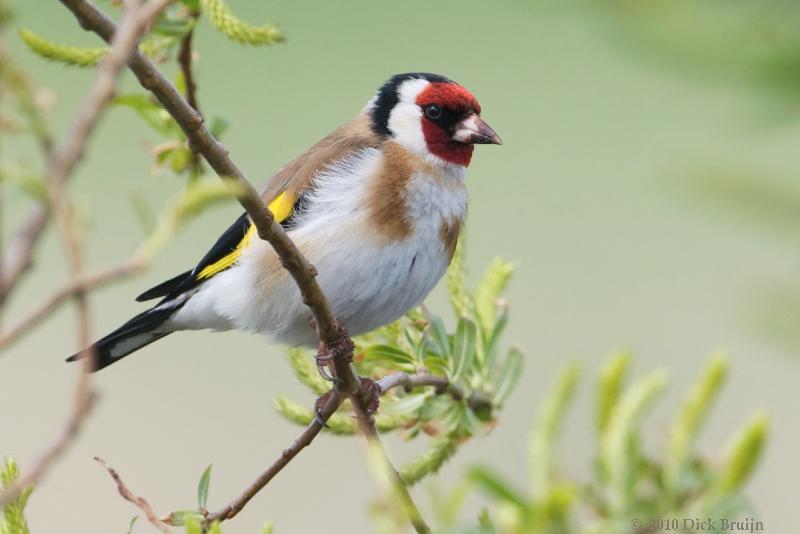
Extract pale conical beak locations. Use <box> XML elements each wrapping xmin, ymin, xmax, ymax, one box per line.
<box><xmin>452</xmin><ymin>114</ymin><xmax>503</xmax><ymax>145</ymax></box>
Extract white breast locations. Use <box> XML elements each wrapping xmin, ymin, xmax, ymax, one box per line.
<box><xmin>169</xmin><ymin>149</ymin><xmax>467</xmax><ymax>347</ymax></box>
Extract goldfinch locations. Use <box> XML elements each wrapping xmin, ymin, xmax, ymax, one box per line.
<box><xmin>70</xmin><ymin>72</ymin><xmax>501</xmax><ymax>371</ymax></box>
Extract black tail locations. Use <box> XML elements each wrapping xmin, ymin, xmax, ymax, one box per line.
<box><xmin>67</xmin><ymin>300</ymin><xmax>183</xmax><ymax>372</ymax></box>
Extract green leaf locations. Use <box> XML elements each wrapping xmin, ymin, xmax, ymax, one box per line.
<box><xmin>666</xmin><ymin>353</ymin><xmax>729</xmax><ymax>491</ymax></box>
<box><xmin>717</xmin><ymin>413</ymin><xmax>769</xmax><ymax>493</ymax></box>
<box><xmin>468</xmin><ymin>466</ymin><xmax>528</xmax><ymax>510</ymax></box>
<box><xmin>445</xmin><ymin>238</ymin><xmax>472</xmax><ymax>317</ymax></box>
<box><xmin>261</xmin><ymin>522</ymin><xmax>274</xmax><ymax>534</ymax></box>
<box><xmin>196</xmin><ymin>464</ymin><xmax>212</xmax><ymax>509</ymax></box>
<box><xmin>451</xmin><ymin>316</ymin><xmax>477</xmax><ymax>381</ymax></box>
<box><xmin>529</xmin><ymin>364</ymin><xmax>581</xmax><ymax>499</ymax></box>
<box><xmin>210</xmin><ymin>116</ymin><xmax>230</xmax><ymax>138</ymax></box>
<box><xmin>482</xmin><ymin>302</ymin><xmax>508</xmax><ymax>371</ymax></box>
<box><xmin>596</xmin><ymin>351</ymin><xmax>632</xmax><ymax>437</ymax></box>
<box><xmin>113</xmin><ymin>94</ymin><xmax>176</xmax><ymax>137</ymax></box>
<box><xmin>474</xmin><ymin>257</ymin><xmax>514</xmax><ymax>333</ymax></box>
<box><xmin>363</xmin><ymin>344</ymin><xmax>416</xmax><ymax>367</ymax></box>
<box><xmin>127</xmin><ymin>516</ymin><xmax>139</xmax><ymax>534</ymax></box>
<box><xmin>428</xmin><ymin>315</ymin><xmax>452</xmax><ymax>360</ymax></box>
<box><xmin>494</xmin><ymin>347</ymin><xmax>523</xmax><ymax>405</ymax></box>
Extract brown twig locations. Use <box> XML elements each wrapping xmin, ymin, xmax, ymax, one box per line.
<box><xmin>0</xmin><ymin>259</ymin><xmax>144</xmax><ymax>351</ymax></box>
<box><xmin>0</xmin><ymin>0</ymin><xmax>174</xmax><ymax>509</ymax></box>
<box><xmin>0</xmin><ymin>45</ymin><xmax>54</xmax><ymax>307</ymax></box>
<box><xmin>204</xmin><ymin>390</ymin><xmax>345</xmax><ymax>524</ymax></box>
<box><xmin>0</xmin><ymin>205</ymin><xmax>49</xmax><ymax>308</ymax></box>
<box><xmin>378</xmin><ymin>372</ymin><xmax>494</xmax><ymax>414</ymax></box>
<box><xmin>176</xmin><ymin>12</ymin><xmax>202</xmax><ymax>174</ymax></box>
<box><xmin>94</xmin><ymin>457</ymin><xmax>172</xmax><ymax>534</ymax></box>
<box><xmin>57</xmin><ymin>3</ymin><xmax>431</xmax><ymax>532</ymax></box>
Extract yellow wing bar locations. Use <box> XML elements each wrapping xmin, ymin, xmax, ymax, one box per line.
<box><xmin>196</xmin><ymin>191</ymin><xmax>297</xmax><ymax>280</ymax></box>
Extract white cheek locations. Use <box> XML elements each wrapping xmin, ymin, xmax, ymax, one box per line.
<box><xmin>387</xmin><ymin>103</ymin><xmax>427</xmax><ymax>155</ymax></box>
<box><xmin>387</xmin><ymin>78</ymin><xmax>430</xmax><ymax>157</ymax></box>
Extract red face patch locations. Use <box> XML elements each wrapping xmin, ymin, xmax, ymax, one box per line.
<box><xmin>416</xmin><ymin>82</ymin><xmax>481</xmax><ymax>166</ymax></box>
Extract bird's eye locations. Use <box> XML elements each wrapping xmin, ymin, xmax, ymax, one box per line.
<box><xmin>424</xmin><ymin>104</ymin><xmax>442</xmax><ymax>120</ymax></box>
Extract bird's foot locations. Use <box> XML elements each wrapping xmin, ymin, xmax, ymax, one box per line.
<box><xmin>314</xmin><ymin>329</ymin><xmax>355</xmax><ymax>383</ymax></box>
<box><xmin>357</xmin><ymin>377</ymin><xmax>381</xmax><ymax>415</ymax></box>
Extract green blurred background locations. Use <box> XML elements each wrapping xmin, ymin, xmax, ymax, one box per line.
<box><xmin>3</xmin><ymin>0</ymin><xmax>799</xmax><ymax>532</ymax></box>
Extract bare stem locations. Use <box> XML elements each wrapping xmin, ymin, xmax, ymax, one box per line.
<box><xmin>0</xmin><ymin>0</ymin><xmax>174</xmax><ymax>509</ymax></box>
<box><xmin>378</xmin><ymin>372</ymin><xmax>494</xmax><ymax>414</ymax></box>
<box><xmin>95</xmin><ymin>457</ymin><xmax>173</xmax><ymax>534</ymax></box>
<box><xmin>0</xmin><ymin>259</ymin><xmax>144</xmax><ymax>351</ymax></box>
<box><xmin>204</xmin><ymin>391</ymin><xmax>345</xmax><ymax>524</ymax></box>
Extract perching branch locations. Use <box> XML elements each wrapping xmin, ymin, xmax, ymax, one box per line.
<box><xmin>56</xmin><ymin>2</ymin><xmax>428</xmax><ymax>531</ymax></box>
<box><xmin>59</xmin><ymin>0</ymin><xmax>345</xmax><ymax>351</ymax></box>
<box><xmin>95</xmin><ymin>457</ymin><xmax>173</xmax><ymax>534</ymax></box>
<box><xmin>0</xmin><ymin>0</ymin><xmax>174</xmax><ymax>509</ymax></box>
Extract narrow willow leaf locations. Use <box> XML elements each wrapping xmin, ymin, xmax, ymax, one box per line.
<box><xmin>467</xmin><ymin>466</ymin><xmax>528</xmax><ymax>510</ymax></box>
<box><xmin>596</xmin><ymin>351</ymin><xmax>632</xmax><ymax>437</ymax></box>
<box><xmin>474</xmin><ymin>257</ymin><xmax>514</xmax><ymax>333</ymax></box>
<box><xmin>201</xmin><ymin>0</ymin><xmax>284</xmax><ymax>45</ymax></box>
<box><xmin>494</xmin><ymin>347</ymin><xmax>523</xmax><ymax>405</ymax></box>
<box><xmin>428</xmin><ymin>315</ymin><xmax>452</xmax><ymax>361</ymax></box>
<box><xmin>451</xmin><ymin>317</ymin><xmax>477</xmax><ymax>381</ymax></box>
<box><xmin>196</xmin><ymin>464</ymin><xmax>212</xmax><ymax>509</ymax></box>
<box><xmin>206</xmin><ymin>521</ymin><xmax>222</xmax><ymax>534</ymax></box>
<box><xmin>666</xmin><ymin>353</ymin><xmax>729</xmax><ymax>490</ymax></box>
<box><xmin>261</xmin><ymin>522</ymin><xmax>274</xmax><ymax>534</ymax></box>
<box><xmin>363</xmin><ymin>344</ymin><xmax>416</xmax><ymax>366</ymax></box>
<box><xmin>127</xmin><ymin>516</ymin><xmax>138</xmax><ymax>534</ymax></box>
<box><xmin>529</xmin><ymin>364</ymin><xmax>581</xmax><ymax>499</ymax></box>
<box><xmin>209</xmin><ymin>116</ymin><xmax>230</xmax><ymax>138</ymax></box>
<box><xmin>601</xmin><ymin>370</ymin><xmax>668</xmax><ymax>517</ymax></box>
<box><xmin>19</xmin><ymin>28</ymin><xmax>107</xmax><ymax>67</ymax></box>
<box><xmin>113</xmin><ymin>94</ymin><xmax>176</xmax><ymax>136</ymax></box>
<box><xmin>717</xmin><ymin>413</ymin><xmax>769</xmax><ymax>493</ymax></box>
<box><xmin>482</xmin><ymin>302</ymin><xmax>508</xmax><ymax>371</ymax></box>
<box><xmin>445</xmin><ymin>238</ymin><xmax>472</xmax><ymax>317</ymax></box>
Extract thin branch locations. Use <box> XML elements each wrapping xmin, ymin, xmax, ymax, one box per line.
<box><xmin>0</xmin><ymin>44</ymin><xmax>54</xmax><ymax>306</ymax></box>
<box><xmin>0</xmin><ymin>0</ymin><xmax>174</xmax><ymax>509</ymax></box>
<box><xmin>0</xmin><ymin>259</ymin><xmax>144</xmax><ymax>351</ymax></box>
<box><xmin>59</xmin><ymin>0</ymin><xmax>345</xmax><ymax>350</ymax></box>
<box><xmin>0</xmin><ymin>205</ymin><xmax>49</xmax><ymax>308</ymax></box>
<box><xmin>176</xmin><ymin>12</ymin><xmax>202</xmax><ymax>174</ymax></box>
<box><xmin>204</xmin><ymin>391</ymin><xmax>345</xmax><ymax>524</ymax></box>
<box><xmin>377</xmin><ymin>372</ymin><xmax>494</xmax><ymax>414</ymax></box>
<box><xmin>95</xmin><ymin>457</ymin><xmax>172</xmax><ymax>534</ymax></box>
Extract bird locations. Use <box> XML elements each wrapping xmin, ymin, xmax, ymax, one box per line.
<box><xmin>69</xmin><ymin>72</ymin><xmax>502</xmax><ymax>372</ymax></box>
